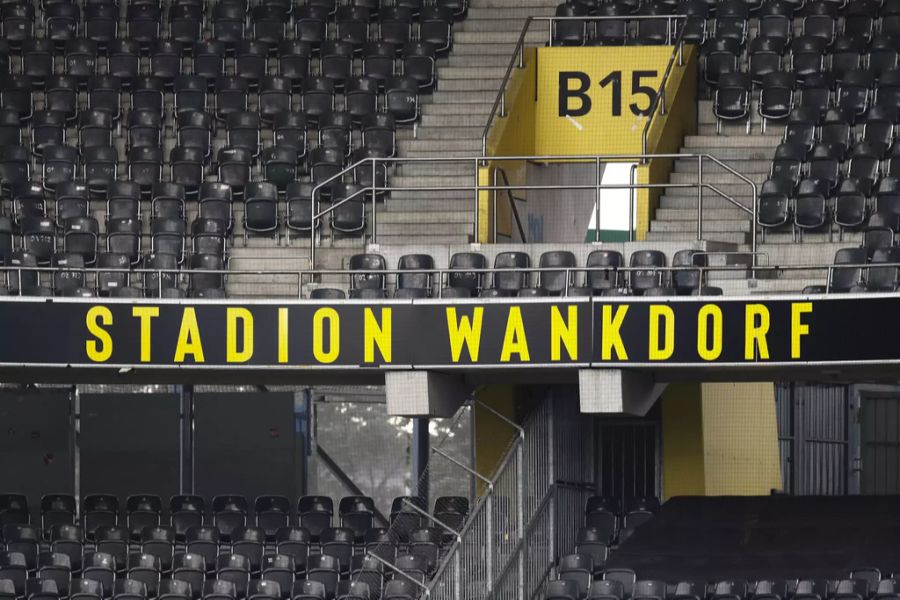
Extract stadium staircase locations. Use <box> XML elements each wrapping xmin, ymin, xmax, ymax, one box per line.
<box><xmin>383</xmin><ymin>0</ymin><xmax>554</xmax><ymax>246</ymax></box>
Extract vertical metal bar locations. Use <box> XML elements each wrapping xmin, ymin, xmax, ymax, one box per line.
<box><xmin>371</xmin><ymin>159</ymin><xmax>377</xmax><ymax>244</ymax></box>
<box><xmin>516</xmin><ymin>444</ymin><xmax>525</xmax><ymax>600</ymax></box>
<box><xmin>595</xmin><ymin>157</ymin><xmax>601</xmax><ymax>243</ymax></box>
<box><xmin>474</xmin><ymin>159</ymin><xmax>480</xmax><ymax>242</ymax></box>
<box><xmin>697</xmin><ymin>156</ymin><xmax>703</xmax><ymax>240</ymax></box>
<box><xmin>493</xmin><ymin>168</ymin><xmax>498</xmax><ymax>243</ymax></box>
<box><xmin>180</xmin><ymin>385</ymin><xmax>194</xmax><ymax>493</ymax></box>
<box><xmin>751</xmin><ymin>183</ymin><xmax>758</xmax><ymax>270</ymax></box>
<box><xmin>485</xmin><ymin>494</ymin><xmax>493</xmax><ymax>591</ymax></box>
<box><xmin>548</xmin><ymin>18</ymin><xmax>553</xmax><ymax>47</ymax></box>
<box><xmin>310</xmin><ymin>188</ymin><xmax>317</xmax><ymax>268</ymax></box>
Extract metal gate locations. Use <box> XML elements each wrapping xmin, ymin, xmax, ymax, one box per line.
<box><xmin>776</xmin><ymin>383</ymin><xmax>850</xmax><ymax>495</ymax></box>
<box><xmin>596</xmin><ymin>416</ymin><xmax>659</xmax><ymax>511</ymax></box>
<box><xmin>859</xmin><ymin>393</ymin><xmax>900</xmax><ymax>494</ymax></box>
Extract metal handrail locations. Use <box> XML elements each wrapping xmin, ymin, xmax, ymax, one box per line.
<box><xmin>494</xmin><ymin>167</ymin><xmax>528</xmax><ymax>242</ymax></box>
<box><xmin>306</xmin><ymin>153</ymin><xmax>759</xmax><ymax>267</ymax></box>
<box><xmin>641</xmin><ymin>20</ymin><xmax>687</xmax><ymax>156</ymax></box>
<box><xmin>2</xmin><ymin>260</ymin><xmax>888</xmax><ymax>299</ymax></box>
<box><xmin>480</xmin><ymin>15</ymin><xmax>688</xmax><ymax>156</ymax></box>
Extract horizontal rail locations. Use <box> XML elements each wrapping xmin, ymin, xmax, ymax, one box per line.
<box><xmin>0</xmin><ymin>260</ymin><xmax>888</xmax><ymax>298</ymax></box>
<box><xmin>306</xmin><ymin>153</ymin><xmax>758</xmax><ymax>266</ymax></box>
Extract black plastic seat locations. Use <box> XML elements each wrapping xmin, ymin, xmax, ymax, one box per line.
<box><xmin>385</xmin><ymin>76</ymin><xmax>419</xmax><ymax>124</ymax></box>
<box><xmin>830</xmin><ymin>247</ymin><xmax>868</xmax><ymax>292</ymax></box>
<box><xmin>278</xmin><ymin>41</ymin><xmax>312</xmax><ymax>88</ymax></box>
<box><xmin>714</xmin><ymin>71</ymin><xmax>751</xmax><ymax>132</ymax></box>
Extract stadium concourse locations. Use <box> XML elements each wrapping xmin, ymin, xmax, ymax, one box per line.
<box><xmin>4</xmin><ymin>0</ymin><xmax>900</xmax><ymax>600</ymax></box>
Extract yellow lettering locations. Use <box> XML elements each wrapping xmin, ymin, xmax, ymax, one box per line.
<box><xmin>697</xmin><ymin>304</ymin><xmax>722</xmax><ymax>361</ymax></box>
<box><xmin>364</xmin><ymin>307</ymin><xmax>392</xmax><ymax>363</ymax></box>
<box><xmin>226</xmin><ymin>307</ymin><xmax>254</xmax><ymax>363</ymax></box>
<box><xmin>551</xmin><ymin>305</ymin><xmax>578</xmax><ymax>361</ymax></box>
<box><xmin>132</xmin><ymin>306</ymin><xmax>158</xmax><ymax>363</ymax></box>
<box><xmin>649</xmin><ymin>304</ymin><xmax>674</xmax><ymax>361</ymax></box>
<box><xmin>174</xmin><ymin>307</ymin><xmax>205</xmax><ymax>363</ymax></box>
<box><xmin>85</xmin><ymin>306</ymin><xmax>113</xmax><ymax>362</ymax></box>
<box><xmin>745</xmin><ymin>304</ymin><xmax>770</xmax><ymax>360</ymax></box>
<box><xmin>601</xmin><ymin>305</ymin><xmax>629</xmax><ymax>360</ymax></box>
<box><xmin>791</xmin><ymin>302</ymin><xmax>813</xmax><ymax>359</ymax></box>
<box><xmin>278</xmin><ymin>308</ymin><xmax>288</xmax><ymax>364</ymax></box>
<box><xmin>500</xmin><ymin>306</ymin><xmax>530</xmax><ymax>362</ymax></box>
<box><xmin>446</xmin><ymin>307</ymin><xmax>483</xmax><ymax>362</ymax></box>
<box><xmin>313</xmin><ymin>307</ymin><xmax>340</xmax><ymax>363</ymax></box>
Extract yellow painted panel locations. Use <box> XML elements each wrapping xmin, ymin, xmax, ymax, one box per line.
<box><xmin>700</xmin><ymin>383</ymin><xmax>783</xmax><ymax>495</ymax></box>
<box><xmin>660</xmin><ymin>382</ymin><xmax>706</xmax><ymax>499</ymax></box>
<box><xmin>474</xmin><ymin>386</ymin><xmax>519</xmax><ymax>496</ymax></box>
<box><xmin>534</xmin><ymin>46</ymin><xmax>674</xmax><ymax>155</ymax></box>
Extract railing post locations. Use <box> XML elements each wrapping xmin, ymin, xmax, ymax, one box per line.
<box><xmin>473</xmin><ymin>159</ymin><xmax>480</xmax><ymax>242</ymax></box>
<box><xmin>548</xmin><ymin>18</ymin><xmax>553</xmax><ymax>47</ymax></box>
<box><xmin>493</xmin><ymin>168</ymin><xmax>498</xmax><ymax>243</ymax></box>
<box><xmin>516</xmin><ymin>443</ymin><xmax>525</xmax><ymax>600</ymax></box>
<box><xmin>594</xmin><ymin>157</ymin><xmax>601</xmax><ymax>243</ymax></box>
<box><xmin>697</xmin><ymin>156</ymin><xmax>703</xmax><ymax>241</ymax></box>
<box><xmin>486</xmin><ymin>494</ymin><xmax>494</xmax><ymax>587</ymax></box>
<box><xmin>751</xmin><ymin>182</ymin><xmax>758</xmax><ymax>271</ymax></box>
<box><xmin>310</xmin><ymin>187</ymin><xmax>317</xmax><ymax>268</ymax></box>
<box><xmin>500</xmin><ymin>92</ymin><xmax>506</xmax><ymax>118</ymax></box>
<box><xmin>371</xmin><ymin>158</ymin><xmax>377</xmax><ymax>245</ymax></box>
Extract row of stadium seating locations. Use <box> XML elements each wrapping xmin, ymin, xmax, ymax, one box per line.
<box><xmin>800</xmin><ymin>246</ymin><xmax>900</xmax><ymax>293</ymax></box>
<box><xmin>553</xmin><ymin>0</ymin><xmax>895</xmax><ymax>48</ymax></box>
<box><xmin>0</xmin><ymin>494</ymin><xmax>467</xmax><ymax>543</ymax></box>
<box><xmin>0</xmin><ymin>247</ymin><xmax>726</xmax><ymax>298</ymax></box>
<box><xmin>546</xmin><ymin>565</ymin><xmax>900</xmax><ymax>600</ymax></box>
<box><xmin>0</xmin><ymin>1</ymin><xmax>464</xmax><ymax>51</ymax></box>
<box><xmin>1</xmin><ymin>43</ymin><xmax>439</xmax><ymax>94</ymax></box>
<box><xmin>0</xmin><ymin>552</ymin><xmax>426</xmax><ymax>600</ymax></box>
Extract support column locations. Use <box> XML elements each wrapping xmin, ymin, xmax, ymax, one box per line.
<box><xmin>412</xmin><ymin>418</ymin><xmax>430</xmax><ymax>506</ymax></box>
<box><xmin>578</xmin><ymin>369</ymin><xmax>667</xmax><ymax>415</ymax></box>
<box><xmin>660</xmin><ymin>382</ymin><xmax>782</xmax><ymax>499</ymax></box>
<box><xmin>385</xmin><ymin>371</ymin><xmax>469</xmax><ymax>417</ymax></box>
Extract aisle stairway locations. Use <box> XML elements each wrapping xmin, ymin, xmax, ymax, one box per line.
<box><xmin>378</xmin><ymin>0</ymin><xmax>556</xmax><ymax>246</ymax></box>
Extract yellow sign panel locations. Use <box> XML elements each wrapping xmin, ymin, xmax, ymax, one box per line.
<box><xmin>535</xmin><ymin>46</ymin><xmax>675</xmax><ymax>155</ymax></box>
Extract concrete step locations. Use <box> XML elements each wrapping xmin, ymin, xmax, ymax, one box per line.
<box><xmin>645</xmin><ymin>231</ymin><xmax>751</xmax><ymax>245</ymax></box>
<box><xmin>392</xmin><ymin>174</ymin><xmax>479</xmax><ymax>187</ymax></box>
<box><xmin>668</xmin><ymin>172</ymin><xmax>768</xmax><ymax>185</ymax></box>
<box><xmin>682</xmin><ymin>135</ymin><xmax>782</xmax><ymax>149</ymax></box>
<box><xmin>452</xmin><ymin>42</ymin><xmax>536</xmax><ymax>55</ymax></box>
<box><xmin>437</xmin><ymin>66</ymin><xmax>509</xmax><ymax>80</ymax></box>
<box><xmin>375</xmin><ymin>233</ymin><xmax>473</xmax><ymax>245</ymax></box>
<box><xmin>656</xmin><ymin>208</ymin><xmax>752</xmax><ymax>221</ymax></box>
<box><xmin>384</xmin><ymin>203</ymin><xmax>474</xmax><ymax>215</ymax></box>
<box><xmin>662</xmin><ymin>188</ymin><xmax>756</xmax><ymax>199</ymax></box>
<box><xmin>397</xmin><ymin>162</ymin><xmax>476</xmax><ymax>176</ymax></box>
<box><xmin>457</xmin><ymin>18</ymin><xmax>533</xmax><ymax>32</ymax></box>
<box><xmin>399</xmin><ymin>139</ymin><xmax>483</xmax><ymax>152</ymax></box>
<box><xmin>651</xmin><ymin>219</ymin><xmax>752</xmax><ymax>233</ymax></box>
<box><xmin>421</xmin><ymin>113</ymin><xmax>492</xmax><ymax>128</ymax></box>
<box><xmin>463</xmin><ymin>7</ymin><xmax>557</xmax><ymax>19</ymax></box>
<box><xmin>388</xmin><ymin>189</ymin><xmax>475</xmax><ymax>201</ymax></box>
<box><xmin>377</xmin><ymin>210</ymin><xmax>473</xmax><ymax>223</ymax></box>
<box><xmin>424</xmin><ymin>89</ymin><xmax>498</xmax><ymax>103</ymax></box>
<box><xmin>436</xmin><ymin>78</ymin><xmax>503</xmax><ymax>92</ymax></box>
<box><xmin>413</xmin><ymin>125</ymin><xmax>490</xmax><ymax>140</ymax></box>
<box><xmin>683</xmin><ymin>147</ymin><xmax>780</xmax><ymax>161</ymax></box>
<box><xmin>660</xmin><ymin>195</ymin><xmax>755</xmax><ymax>209</ymax></box>
<box><xmin>454</xmin><ymin>30</ymin><xmax>547</xmax><ymax>44</ymax></box>
<box><xmin>470</xmin><ymin>0</ymin><xmax>559</xmax><ymax>8</ymax></box>
<box><xmin>377</xmin><ymin>221</ymin><xmax>473</xmax><ymax>235</ymax></box>
<box><xmin>444</xmin><ymin>53</ymin><xmax>525</xmax><ymax>67</ymax></box>
<box><xmin>672</xmin><ymin>159</ymin><xmax>773</xmax><ymax>174</ymax></box>
<box><xmin>422</xmin><ymin>103</ymin><xmax>493</xmax><ymax>116</ymax></box>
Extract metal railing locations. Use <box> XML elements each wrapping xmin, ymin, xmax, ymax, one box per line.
<box><xmin>7</xmin><ymin>256</ymin><xmax>892</xmax><ymax>299</ymax></box>
<box><xmin>480</xmin><ymin>15</ymin><xmax>688</xmax><ymax>157</ymax></box>
<box><xmin>307</xmin><ymin>153</ymin><xmax>759</xmax><ymax>266</ymax></box>
<box><xmin>493</xmin><ymin>167</ymin><xmax>528</xmax><ymax>243</ymax></box>
<box><xmin>425</xmin><ymin>393</ymin><xmax>595</xmax><ymax>600</ymax></box>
